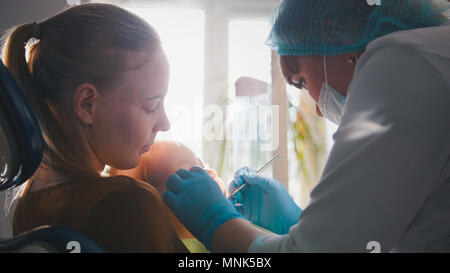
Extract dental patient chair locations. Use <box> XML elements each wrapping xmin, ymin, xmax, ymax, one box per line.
<box><xmin>0</xmin><ymin>60</ymin><xmax>104</xmax><ymax>253</ymax></box>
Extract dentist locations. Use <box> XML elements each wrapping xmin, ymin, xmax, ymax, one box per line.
<box><xmin>163</xmin><ymin>0</ymin><xmax>450</xmax><ymax>252</ymax></box>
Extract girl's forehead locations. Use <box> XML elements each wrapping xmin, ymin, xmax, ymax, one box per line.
<box><xmin>112</xmin><ymin>49</ymin><xmax>169</xmax><ymax>98</ymax></box>
<box><xmin>124</xmin><ymin>48</ymin><xmax>166</xmax><ymax>70</ymax></box>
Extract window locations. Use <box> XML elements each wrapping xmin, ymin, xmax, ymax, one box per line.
<box><xmin>287</xmin><ymin>85</ymin><xmax>336</xmax><ymax>208</ymax></box>
<box><xmin>228</xmin><ymin>19</ymin><xmax>274</xmax><ymax>178</ymax></box>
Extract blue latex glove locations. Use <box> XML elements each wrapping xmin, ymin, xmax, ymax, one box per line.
<box><xmin>162</xmin><ymin>166</ymin><xmax>243</xmax><ymax>250</ymax></box>
<box><xmin>228</xmin><ymin>167</ymin><xmax>302</xmax><ymax>235</ymax></box>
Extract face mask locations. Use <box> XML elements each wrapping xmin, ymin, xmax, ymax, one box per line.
<box><xmin>317</xmin><ymin>56</ymin><xmax>348</xmax><ymax>125</ymax></box>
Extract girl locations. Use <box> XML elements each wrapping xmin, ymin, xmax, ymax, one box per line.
<box><xmin>2</xmin><ymin>3</ymin><xmax>188</xmax><ymax>252</ymax></box>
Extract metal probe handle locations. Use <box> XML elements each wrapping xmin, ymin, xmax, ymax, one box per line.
<box><xmin>228</xmin><ymin>154</ymin><xmax>280</xmax><ymax>198</ymax></box>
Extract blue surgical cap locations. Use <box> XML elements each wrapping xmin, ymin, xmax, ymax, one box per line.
<box><xmin>266</xmin><ymin>0</ymin><xmax>450</xmax><ymax>56</ymax></box>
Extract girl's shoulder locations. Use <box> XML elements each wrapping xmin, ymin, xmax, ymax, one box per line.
<box><xmin>93</xmin><ymin>175</ymin><xmax>160</xmax><ymax>197</ymax></box>
<box><xmin>81</xmin><ymin>176</ymin><xmax>188</xmax><ymax>252</ymax></box>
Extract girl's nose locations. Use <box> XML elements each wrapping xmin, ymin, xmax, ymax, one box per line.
<box><xmin>158</xmin><ymin>107</ymin><xmax>171</xmax><ymax>132</ymax></box>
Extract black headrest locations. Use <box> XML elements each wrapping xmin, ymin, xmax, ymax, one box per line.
<box><xmin>0</xmin><ymin>60</ymin><xmax>44</xmax><ymax>191</ymax></box>
<box><xmin>0</xmin><ymin>225</ymin><xmax>106</xmax><ymax>253</ymax></box>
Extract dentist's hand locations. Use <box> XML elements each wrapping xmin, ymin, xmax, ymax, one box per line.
<box><xmin>228</xmin><ymin>167</ymin><xmax>302</xmax><ymax>235</ymax></box>
<box><xmin>162</xmin><ymin>166</ymin><xmax>243</xmax><ymax>250</ymax></box>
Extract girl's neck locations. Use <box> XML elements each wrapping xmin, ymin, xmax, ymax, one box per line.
<box><xmin>29</xmin><ymin>163</ymin><xmax>80</xmax><ymax>192</ymax></box>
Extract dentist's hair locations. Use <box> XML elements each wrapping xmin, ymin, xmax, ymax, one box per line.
<box><xmin>1</xmin><ymin>3</ymin><xmax>161</xmax><ymax>178</ymax></box>
<box><xmin>275</xmin><ymin>0</ymin><xmax>448</xmax><ymax>75</ymax></box>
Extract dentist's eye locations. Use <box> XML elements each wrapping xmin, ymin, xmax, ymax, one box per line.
<box><xmin>294</xmin><ymin>78</ymin><xmax>307</xmax><ymax>90</ymax></box>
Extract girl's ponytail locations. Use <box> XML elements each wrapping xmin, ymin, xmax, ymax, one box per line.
<box><xmin>3</xmin><ymin>23</ymin><xmax>35</xmax><ymax>98</ymax></box>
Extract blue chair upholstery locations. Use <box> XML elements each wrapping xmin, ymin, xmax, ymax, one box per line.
<box><xmin>0</xmin><ymin>60</ymin><xmax>43</xmax><ymax>190</ymax></box>
<box><xmin>0</xmin><ymin>226</ymin><xmax>105</xmax><ymax>253</ymax></box>
<box><xmin>0</xmin><ymin>60</ymin><xmax>104</xmax><ymax>253</ymax></box>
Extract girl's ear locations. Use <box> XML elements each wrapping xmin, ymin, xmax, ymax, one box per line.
<box><xmin>73</xmin><ymin>83</ymin><xmax>99</xmax><ymax>125</ymax></box>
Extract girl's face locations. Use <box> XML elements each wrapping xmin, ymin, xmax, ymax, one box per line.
<box><xmin>90</xmin><ymin>48</ymin><xmax>171</xmax><ymax>170</ymax></box>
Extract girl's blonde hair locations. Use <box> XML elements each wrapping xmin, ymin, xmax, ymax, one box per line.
<box><xmin>1</xmin><ymin>3</ymin><xmax>161</xmax><ymax>179</ymax></box>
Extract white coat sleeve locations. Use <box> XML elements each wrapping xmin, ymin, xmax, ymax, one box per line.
<box><xmin>248</xmin><ymin>44</ymin><xmax>450</xmax><ymax>252</ymax></box>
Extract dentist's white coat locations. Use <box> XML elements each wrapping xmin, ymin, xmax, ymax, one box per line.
<box><xmin>250</xmin><ymin>21</ymin><xmax>450</xmax><ymax>252</ymax></box>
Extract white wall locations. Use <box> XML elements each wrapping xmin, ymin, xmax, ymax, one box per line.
<box><xmin>0</xmin><ymin>0</ymin><xmax>72</xmax><ymax>37</ymax></box>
